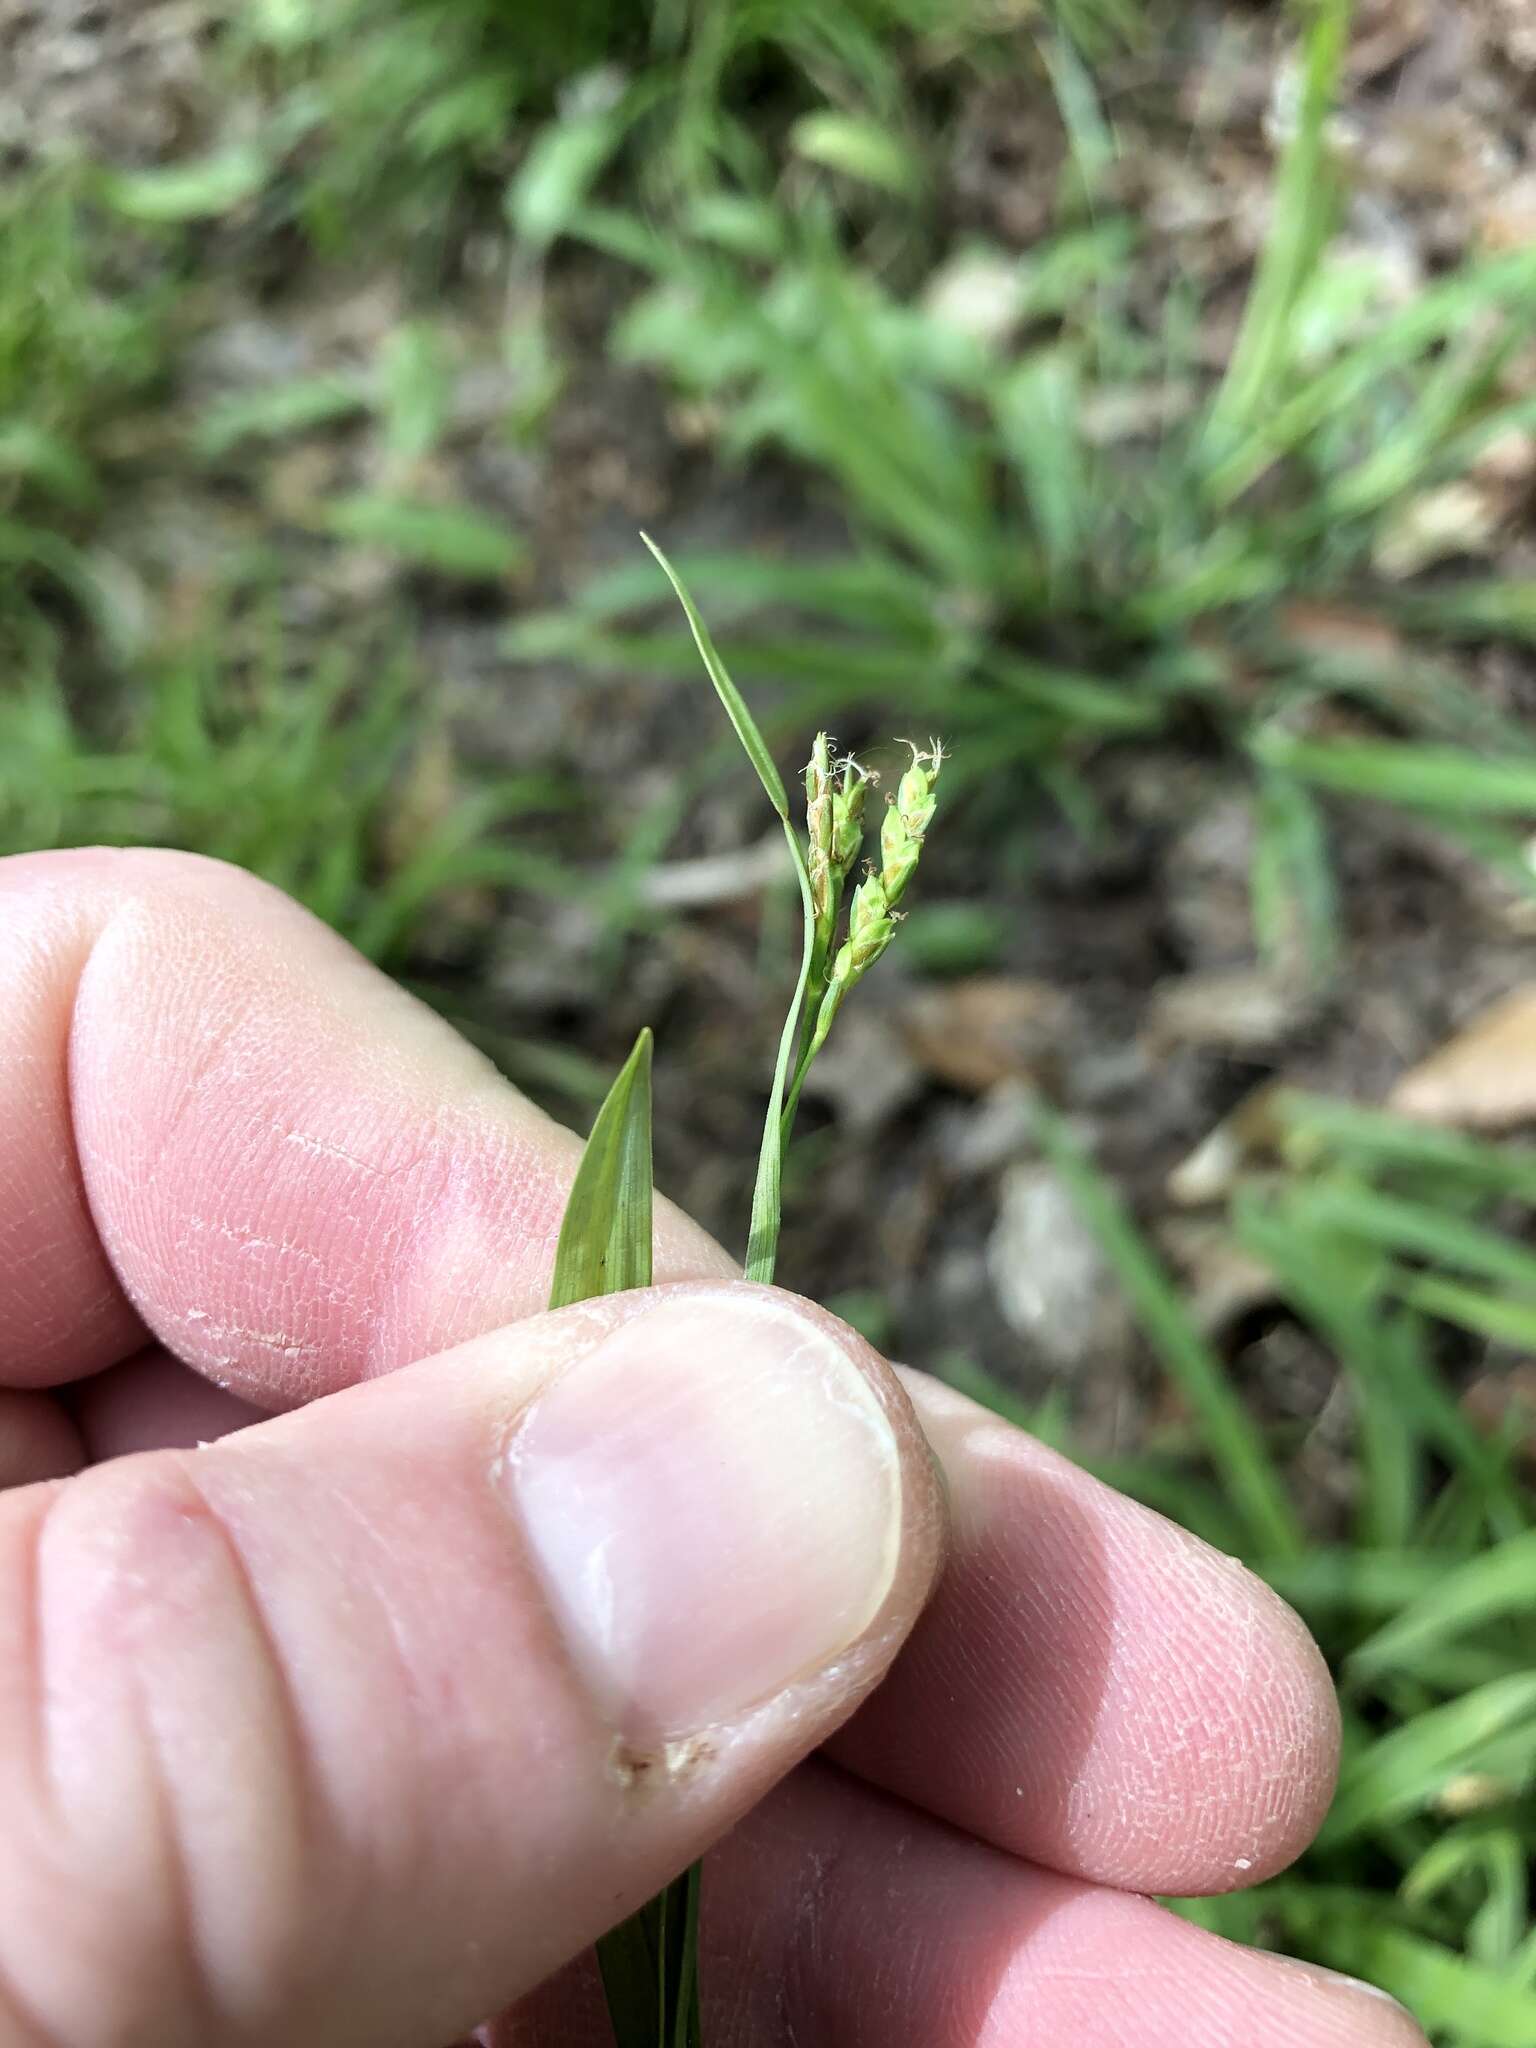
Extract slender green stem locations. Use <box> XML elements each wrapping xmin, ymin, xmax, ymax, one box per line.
<box><xmin>744</xmin><ymin>819</ymin><xmax>817</xmax><ymax>1284</ymax></box>
<box><xmin>778</xmin><ymin>985</ymin><xmax>842</xmax><ymax>1147</ymax></box>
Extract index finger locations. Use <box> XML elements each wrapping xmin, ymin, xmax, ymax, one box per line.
<box><xmin>0</xmin><ymin>847</ymin><xmax>730</xmax><ymax>1395</ymax></box>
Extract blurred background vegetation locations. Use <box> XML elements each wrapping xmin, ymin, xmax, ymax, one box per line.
<box><xmin>8</xmin><ymin>0</ymin><xmax>1536</xmax><ymax>2034</ymax></box>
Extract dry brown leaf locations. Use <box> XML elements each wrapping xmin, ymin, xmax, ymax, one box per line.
<box><xmin>1391</xmin><ymin>985</ymin><xmax>1536</xmax><ymax>1129</ymax></box>
<box><xmin>899</xmin><ymin>976</ymin><xmax>1071</xmax><ymax>1094</ymax></box>
<box><xmin>1349</xmin><ymin>0</ymin><xmax>1435</xmax><ymax>80</ymax></box>
<box><xmin>1146</xmin><ymin>967</ymin><xmax>1310</xmax><ymax>1051</ymax></box>
<box><xmin>1372</xmin><ymin>481</ymin><xmax>1502</xmax><ymax>580</ymax></box>
<box><xmin>1481</xmin><ymin>173</ymin><xmax>1536</xmax><ymax>252</ymax></box>
<box><xmin>1276</xmin><ymin>600</ymin><xmax>1404</xmax><ymax>666</ymax></box>
<box><xmin>1167</xmin><ymin>1081</ymin><xmax>1289</xmax><ymax>1205</ymax></box>
<box><xmin>987</xmin><ymin>1161</ymin><xmax>1136</xmax><ymax>1373</ymax></box>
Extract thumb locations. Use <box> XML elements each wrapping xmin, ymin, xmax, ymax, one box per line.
<box><xmin>0</xmin><ymin>1284</ymin><xmax>943</xmax><ymax>2048</ymax></box>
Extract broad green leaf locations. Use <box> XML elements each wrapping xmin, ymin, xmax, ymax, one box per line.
<box><xmin>195</xmin><ymin>374</ymin><xmax>369</xmax><ymax>457</ymax></box>
<box><xmin>546</xmin><ymin>1033</ymin><xmax>697</xmax><ymax>2047</ymax></box>
<box><xmin>101</xmin><ymin>146</ymin><xmax>268</xmax><ymax>222</ymax></box>
<box><xmin>318</xmin><ymin>495</ymin><xmax>524</xmax><ymax>579</ymax></box>
<box><xmin>789</xmin><ymin>113</ymin><xmax>919</xmax><ymax>196</ymax></box>
<box><xmin>1317</xmin><ymin>1922</ymin><xmax>1536</xmax><ymax>2046</ymax></box>
<box><xmin>547</xmin><ymin>1028</ymin><xmax>654</xmax><ymax>1310</ymax></box>
<box><xmin>380</xmin><ymin>323</ymin><xmax>452</xmax><ymax>464</ymax></box>
<box><xmin>0</xmin><ymin>421</ymin><xmax>96</xmax><ymax>505</ymax></box>
<box><xmin>509</xmin><ymin>101</ymin><xmax>634</xmax><ymax>250</ymax></box>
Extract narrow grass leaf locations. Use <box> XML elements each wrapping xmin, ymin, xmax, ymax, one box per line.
<box><xmin>643</xmin><ymin>535</ymin><xmax>816</xmax><ymax>1284</ymax></box>
<box><xmin>1405</xmin><ymin>1273</ymin><xmax>1536</xmax><ymax>1350</ymax></box>
<box><xmin>642</xmin><ymin>533</ymin><xmax>789</xmax><ymax>819</ymax></box>
<box><xmin>1238</xmin><ymin>1188</ymin><xmax>1526</xmax><ymax>1539</ymax></box>
<box><xmin>1348</xmin><ymin>1530</ymin><xmax>1536</xmax><ymax>1682</ymax></box>
<box><xmin>1312</xmin><ymin>1923</ymin><xmax>1536</xmax><ymax>2046</ymax></box>
<box><xmin>1298</xmin><ymin>1183</ymin><xmax>1536</xmax><ymax>1299</ymax></box>
<box><xmin>1030</xmin><ymin>1101</ymin><xmax>1303</xmax><ymax>1561</ymax></box>
<box><xmin>196</xmin><ymin>374</ymin><xmax>370</xmax><ymax>456</ymax></box>
<box><xmin>1274</xmin><ymin>1093</ymin><xmax>1536</xmax><ymax>1199</ymax></box>
<box><xmin>1264</xmin><ymin>1549</ymin><xmax>1453</xmax><ymax>1617</ymax></box>
<box><xmin>1393</xmin><ymin>580</ymin><xmax>1536</xmax><ymax>645</ymax></box>
<box><xmin>1255</xmin><ymin>732</ymin><xmax>1536</xmax><ymax>814</ymax></box>
<box><xmin>1321</xmin><ymin>1672</ymin><xmax>1536</xmax><ymax>1844</ymax></box>
<box><xmin>1203</xmin><ymin>0</ymin><xmax>1349</xmax><ymax>449</ymax></box>
<box><xmin>1251</xmin><ymin>767</ymin><xmax>1340</xmax><ymax>985</ymax></box>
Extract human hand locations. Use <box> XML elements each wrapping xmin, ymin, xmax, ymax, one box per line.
<box><xmin>0</xmin><ymin>850</ymin><xmax>1424</xmax><ymax>2047</ymax></box>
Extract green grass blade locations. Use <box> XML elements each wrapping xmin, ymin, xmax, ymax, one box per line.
<box><xmin>1255</xmin><ymin>732</ymin><xmax>1536</xmax><ymax>815</ymax></box>
<box><xmin>1405</xmin><ymin>1274</ymin><xmax>1536</xmax><ymax>1350</ymax></box>
<box><xmin>1321</xmin><ymin>1672</ymin><xmax>1536</xmax><ymax>1844</ymax></box>
<box><xmin>643</xmin><ymin>532</ymin><xmax>790</xmax><ymax>820</ymax></box>
<box><xmin>672</xmin><ymin>1861</ymin><xmax>703</xmax><ymax>2048</ymax></box>
<box><xmin>1251</xmin><ymin>767</ymin><xmax>1339</xmax><ymax>986</ymax></box>
<box><xmin>1264</xmin><ymin>1549</ymin><xmax>1453</xmax><ymax>1618</ymax></box>
<box><xmin>548</xmin><ymin>1028</ymin><xmax>655</xmax><ymax>1310</ymax></box>
<box><xmin>643</xmin><ymin>534</ymin><xmax>815</xmax><ymax>1284</ymax></box>
<box><xmin>1203</xmin><ymin>0</ymin><xmax>1350</xmax><ymax>449</ymax></box>
<box><xmin>1287</xmin><ymin>1912</ymin><xmax>1536</xmax><ymax>2047</ymax></box>
<box><xmin>596</xmin><ymin>1908</ymin><xmax>665</xmax><ymax>2048</ymax></box>
<box><xmin>1030</xmin><ymin>1101</ymin><xmax>1304</xmax><ymax>1561</ymax></box>
<box><xmin>1207</xmin><ymin>245</ymin><xmax>1536</xmax><ymax>503</ymax></box>
<box><xmin>1298</xmin><ymin>1183</ymin><xmax>1536</xmax><ymax>1299</ymax></box>
<box><xmin>1392</xmin><ymin>579</ymin><xmax>1536</xmax><ymax>645</ymax></box>
<box><xmin>1239</xmin><ymin>1187</ymin><xmax>1526</xmax><ymax>1537</ymax></box>
<box><xmin>1348</xmin><ymin>1530</ymin><xmax>1536</xmax><ymax>1684</ymax></box>
<box><xmin>1275</xmin><ymin>1093</ymin><xmax>1536</xmax><ymax>1199</ymax></box>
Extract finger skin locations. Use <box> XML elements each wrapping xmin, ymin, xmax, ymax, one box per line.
<box><xmin>502</xmin><ymin>1765</ymin><xmax>1427</xmax><ymax>2048</ymax></box>
<box><xmin>69</xmin><ymin>1349</ymin><xmax>272</xmax><ymax>1460</ymax></box>
<box><xmin>830</xmin><ymin>1371</ymin><xmax>1341</xmax><ymax>1894</ymax></box>
<box><xmin>0</xmin><ymin>1287</ymin><xmax>943</xmax><ymax>2048</ymax></box>
<box><xmin>0</xmin><ymin>848</ymin><xmax>1339</xmax><ymax>1900</ymax></box>
<box><xmin>0</xmin><ymin>848</ymin><xmax>730</xmax><ymax>1397</ymax></box>
<box><xmin>0</xmin><ymin>1393</ymin><xmax>81</xmax><ymax>1488</ymax></box>
<box><xmin>703</xmin><ymin>1767</ymin><xmax>1427</xmax><ymax>2048</ymax></box>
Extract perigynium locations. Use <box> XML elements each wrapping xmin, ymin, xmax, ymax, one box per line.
<box><xmin>552</xmin><ymin>536</ymin><xmax>943</xmax><ymax>2048</ymax></box>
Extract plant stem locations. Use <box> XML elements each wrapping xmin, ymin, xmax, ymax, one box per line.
<box><xmin>744</xmin><ymin>816</ymin><xmax>817</xmax><ymax>1284</ymax></box>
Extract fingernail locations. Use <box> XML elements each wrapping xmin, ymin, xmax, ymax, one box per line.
<box><xmin>504</xmin><ymin>1290</ymin><xmax>903</xmax><ymax>1739</ymax></box>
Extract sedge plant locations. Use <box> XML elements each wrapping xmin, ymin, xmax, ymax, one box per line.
<box><xmin>544</xmin><ymin>536</ymin><xmax>942</xmax><ymax>2047</ymax></box>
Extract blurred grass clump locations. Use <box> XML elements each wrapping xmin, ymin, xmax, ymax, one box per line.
<box><xmin>6</xmin><ymin>1</ymin><xmax>1536</xmax><ymax>2035</ymax></box>
<box><xmin>976</xmin><ymin>1100</ymin><xmax>1536</xmax><ymax>2043</ymax></box>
